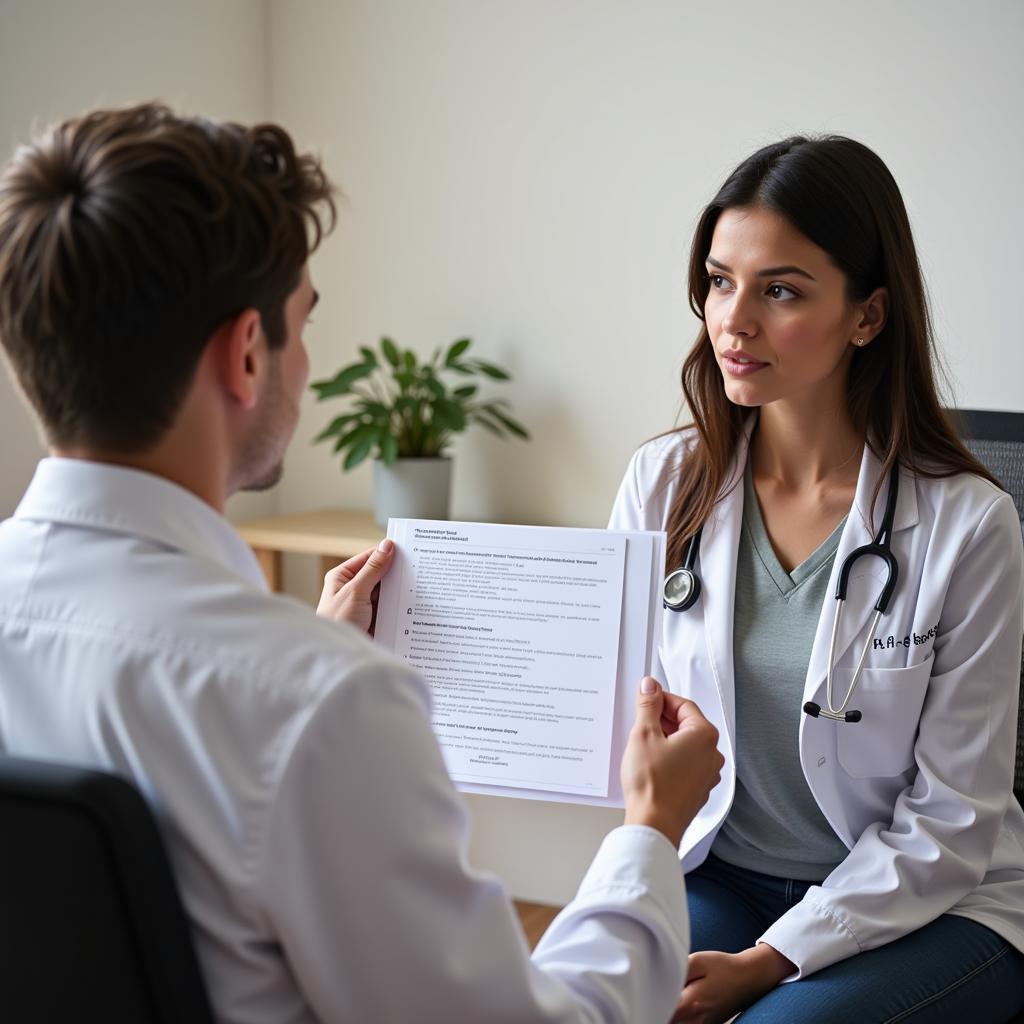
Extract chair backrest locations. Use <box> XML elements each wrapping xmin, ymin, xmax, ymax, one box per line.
<box><xmin>954</xmin><ymin>409</ymin><xmax>1024</xmax><ymax>805</ymax></box>
<box><xmin>0</xmin><ymin>755</ymin><xmax>216</xmax><ymax>1024</ymax></box>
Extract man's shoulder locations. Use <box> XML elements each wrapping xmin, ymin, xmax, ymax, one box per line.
<box><xmin>0</xmin><ymin>515</ymin><xmax>420</xmax><ymax>721</ymax></box>
<box><xmin>172</xmin><ymin>579</ymin><xmax>421</xmax><ymax>712</ymax></box>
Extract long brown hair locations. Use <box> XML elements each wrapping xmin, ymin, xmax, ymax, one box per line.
<box><xmin>665</xmin><ymin>135</ymin><xmax>999</xmax><ymax>572</ymax></box>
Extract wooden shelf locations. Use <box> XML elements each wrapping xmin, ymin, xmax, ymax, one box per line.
<box><xmin>235</xmin><ymin>507</ymin><xmax>384</xmax><ymax>591</ymax></box>
<box><xmin>514</xmin><ymin>900</ymin><xmax>562</xmax><ymax>949</ymax></box>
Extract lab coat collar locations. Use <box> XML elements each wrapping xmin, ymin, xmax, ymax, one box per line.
<box><xmin>851</xmin><ymin>440</ymin><xmax>919</xmax><ymax>536</ymax></box>
<box><xmin>13</xmin><ymin>457</ymin><xmax>268</xmax><ymax>590</ymax></box>
<box><xmin>688</xmin><ymin>418</ymin><xmax>755</xmax><ymax>750</ymax></box>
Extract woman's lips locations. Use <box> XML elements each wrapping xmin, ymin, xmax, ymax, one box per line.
<box><xmin>722</xmin><ymin>355</ymin><xmax>768</xmax><ymax>377</ymax></box>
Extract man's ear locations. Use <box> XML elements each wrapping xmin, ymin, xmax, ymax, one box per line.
<box><xmin>211</xmin><ymin>309</ymin><xmax>264</xmax><ymax>411</ymax></box>
<box><xmin>851</xmin><ymin>287</ymin><xmax>889</xmax><ymax>346</ymax></box>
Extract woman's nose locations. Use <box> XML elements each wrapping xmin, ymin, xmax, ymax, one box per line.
<box><xmin>720</xmin><ymin>290</ymin><xmax>758</xmax><ymax>338</ymax></box>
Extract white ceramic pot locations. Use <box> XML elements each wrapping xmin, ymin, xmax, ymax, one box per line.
<box><xmin>372</xmin><ymin>457</ymin><xmax>452</xmax><ymax>526</ymax></box>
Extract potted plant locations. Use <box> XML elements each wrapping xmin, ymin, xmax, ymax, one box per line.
<box><xmin>311</xmin><ymin>336</ymin><xmax>529</xmax><ymax>525</ymax></box>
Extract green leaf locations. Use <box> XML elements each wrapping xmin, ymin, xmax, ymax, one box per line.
<box><xmin>485</xmin><ymin>406</ymin><xmax>529</xmax><ymax>439</ymax></box>
<box><xmin>403</xmin><ymin>350</ymin><xmax>416</xmax><ymax>371</ymax></box>
<box><xmin>471</xmin><ymin>412</ymin><xmax>505</xmax><ymax>437</ymax></box>
<box><xmin>379</xmin><ymin>433</ymin><xmax>399</xmax><ymax>466</ymax></box>
<box><xmin>313</xmin><ymin>413</ymin><xmax>358</xmax><ymax>443</ymax></box>
<box><xmin>473</xmin><ymin>360</ymin><xmax>511</xmax><ymax>381</ymax></box>
<box><xmin>446</xmin><ymin>363</ymin><xmax>475</xmax><ymax>375</ymax></box>
<box><xmin>343</xmin><ymin>433</ymin><xmax>376</xmax><ymax>470</ymax></box>
<box><xmin>310</xmin><ymin>360</ymin><xmax>376</xmax><ymax>398</ymax></box>
<box><xmin>354</xmin><ymin>400</ymin><xmax>391</xmax><ymax>419</ymax></box>
<box><xmin>445</xmin><ymin>337</ymin><xmax>472</xmax><ymax>365</ymax></box>
<box><xmin>332</xmin><ymin>422</ymin><xmax>374</xmax><ymax>453</ymax></box>
<box><xmin>423</xmin><ymin>375</ymin><xmax>446</xmax><ymax>399</ymax></box>
<box><xmin>434</xmin><ymin>398</ymin><xmax>466</xmax><ymax>433</ymax></box>
<box><xmin>380</xmin><ymin>337</ymin><xmax>401</xmax><ymax>367</ymax></box>
<box><xmin>452</xmin><ymin>384</ymin><xmax>477</xmax><ymax>399</ymax></box>
<box><xmin>358</xmin><ymin>346</ymin><xmax>379</xmax><ymax>367</ymax></box>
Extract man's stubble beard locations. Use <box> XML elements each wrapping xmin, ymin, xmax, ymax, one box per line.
<box><xmin>233</xmin><ymin>359</ymin><xmax>297</xmax><ymax>493</ymax></box>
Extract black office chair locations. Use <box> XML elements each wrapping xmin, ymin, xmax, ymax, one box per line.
<box><xmin>954</xmin><ymin>408</ymin><xmax>1024</xmax><ymax>806</ymax></box>
<box><xmin>0</xmin><ymin>755</ymin><xmax>216</xmax><ymax>1024</ymax></box>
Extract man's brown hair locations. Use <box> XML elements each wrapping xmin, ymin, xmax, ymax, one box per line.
<box><xmin>0</xmin><ymin>102</ymin><xmax>336</xmax><ymax>451</ymax></box>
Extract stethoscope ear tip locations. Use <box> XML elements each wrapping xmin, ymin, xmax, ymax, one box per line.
<box><xmin>803</xmin><ymin>700</ymin><xmax>862</xmax><ymax>724</ymax></box>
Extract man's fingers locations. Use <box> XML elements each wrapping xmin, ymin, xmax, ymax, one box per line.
<box><xmin>324</xmin><ymin>540</ymin><xmax>395</xmax><ymax>591</ymax></box>
<box><xmin>325</xmin><ymin>548</ymin><xmax>374</xmax><ymax>585</ymax></box>
<box><xmin>348</xmin><ymin>538</ymin><xmax>395</xmax><ymax>595</ymax></box>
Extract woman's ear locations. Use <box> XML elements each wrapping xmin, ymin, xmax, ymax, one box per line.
<box><xmin>211</xmin><ymin>309</ymin><xmax>265</xmax><ymax>410</ymax></box>
<box><xmin>852</xmin><ymin>287</ymin><xmax>889</xmax><ymax>347</ymax></box>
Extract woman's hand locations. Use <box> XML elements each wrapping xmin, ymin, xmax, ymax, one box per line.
<box><xmin>316</xmin><ymin>540</ymin><xmax>395</xmax><ymax>635</ymax></box>
<box><xmin>672</xmin><ymin>945</ymin><xmax>795</xmax><ymax>1023</ymax></box>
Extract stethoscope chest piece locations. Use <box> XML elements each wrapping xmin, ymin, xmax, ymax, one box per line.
<box><xmin>663</xmin><ymin>567</ymin><xmax>701</xmax><ymax>611</ymax></box>
<box><xmin>664</xmin><ymin>525</ymin><xmax>704</xmax><ymax>612</ymax></box>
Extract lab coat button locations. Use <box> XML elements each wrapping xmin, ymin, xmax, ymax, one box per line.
<box><xmin>817</xmin><ymin>756</ymin><xmax>826</xmax><ymax>767</ymax></box>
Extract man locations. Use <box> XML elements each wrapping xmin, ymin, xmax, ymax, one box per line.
<box><xmin>0</xmin><ymin>103</ymin><xmax>722</xmax><ymax>1023</ymax></box>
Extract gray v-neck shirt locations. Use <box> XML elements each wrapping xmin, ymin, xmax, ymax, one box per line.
<box><xmin>710</xmin><ymin>460</ymin><xmax>852</xmax><ymax>880</ymax></box>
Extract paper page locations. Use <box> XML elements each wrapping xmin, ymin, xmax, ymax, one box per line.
<box><xmin>372</xmin><ymin>520</ymin><xmax>667</xmax><ymax>806</ymax></box>
<box><xmin>378</xmin><ymin>520</ymin><xmax>625</xmax><ymax>797</ymax></box>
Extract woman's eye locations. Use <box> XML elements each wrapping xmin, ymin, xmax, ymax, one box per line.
<box><xmin>709</xmin><ymin>274</ymin><xmax>729</xmax><ymax>290</ymax></box>
<box><xmin>767</xmin><ymin>283</ymin><xmax>798</xmax><ymax>300</ymax></box>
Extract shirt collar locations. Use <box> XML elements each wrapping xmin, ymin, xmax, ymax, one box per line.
<box><xmin>13</xmin><ymin>458</ymin><xmax>268</xmax><ymax>590</ymax></box>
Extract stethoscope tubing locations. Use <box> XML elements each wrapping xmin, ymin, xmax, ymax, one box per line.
<box><xmin>664</xmin><ymin>462</ymin><xmax>901</xmax><ymax>725</ymax></box>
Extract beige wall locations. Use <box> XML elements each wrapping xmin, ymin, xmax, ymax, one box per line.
<box><xmin>2</xmin><ymin>0</ymin><xmax>1022</xmax><ymax>906</ymax></box>
<box><xmin>0</xmin><ymin>0</ymin><xmax>274</xmax><ymax>522</ymax></box>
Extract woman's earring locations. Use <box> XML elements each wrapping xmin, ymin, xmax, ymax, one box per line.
<box><xmin>854</xmin><ymin>337</ymin><xmax>866</xmax><ymax>346</ymax></box>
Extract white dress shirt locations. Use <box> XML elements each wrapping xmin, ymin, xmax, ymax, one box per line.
<box><xmin>0</xmin><ymin>458</ymin><xmax>689</xmax><ymax>1024</ymax></box>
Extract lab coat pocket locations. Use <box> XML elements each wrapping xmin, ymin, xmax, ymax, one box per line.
<box><xmin>835</xmin><ymin>654</ymin><xmax>933</xmax><ymax>779</ymax></box>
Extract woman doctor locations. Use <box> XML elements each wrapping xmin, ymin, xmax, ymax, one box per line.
<box><xmin>609</xmin><ymin>136</ymin><xmax>1024</xmax><ymax>1022</ymax></box>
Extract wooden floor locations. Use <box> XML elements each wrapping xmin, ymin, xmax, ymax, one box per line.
<box><xmin>514</xmin><ymin>900</ymin><xmax>562</xmax><ymax>949</ymax></box>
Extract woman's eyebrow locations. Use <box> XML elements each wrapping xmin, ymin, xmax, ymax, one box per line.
<box><xmin>706</xmin><ymin>256</ymin><xmax>816</xmax><ymax>281</ymax></box>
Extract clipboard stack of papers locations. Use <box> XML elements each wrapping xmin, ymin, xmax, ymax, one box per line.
<box><xmin>374</xmin><ymin>520</ymin><xmax>666</xmax><ymax>807</ymax></box>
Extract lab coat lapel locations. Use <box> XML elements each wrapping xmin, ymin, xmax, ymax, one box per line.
<box><xmin>802</xmin><ymin>445</ymin><xmax>919</xmax><ymax>705</ymax></box>
<box><xmin>694</xmin><ymin>431</ymin><xmax>750</xmax><ymax>749</ymax></box>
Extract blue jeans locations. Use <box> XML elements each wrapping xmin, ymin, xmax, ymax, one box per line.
<box><xmin>686</xmin><ymin>853</ymin><xmax>1024</xmax><ymax>1022</ymax></box>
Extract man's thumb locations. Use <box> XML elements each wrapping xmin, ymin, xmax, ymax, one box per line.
<box><xmin>635</xmin><ymin>676</ymin><xmax>664</xmax><ymax>722</ymax></box>
<box><xmin>352</xmin><ymin>540</ymin><xmax>394</xmax><ymax>593</ymax></box>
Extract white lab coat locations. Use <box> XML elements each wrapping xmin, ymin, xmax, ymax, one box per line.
<box><xmin>609</xmin><ymin>426</ymin><xmax>1024</xmax><ymax>979</ymax></box>
<box><xmin>0</xmin><ymin>458</ymin><xmax>690</xmax><ymax>1024</ymax></box>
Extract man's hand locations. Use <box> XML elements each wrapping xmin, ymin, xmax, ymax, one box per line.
<box><xmin>316</xmin><ymin>539</ymin><xmax>395</xmax><ymax>635</ymax></box>
<box><xmin>672</xmin><ymin>946</ymin><xmax>795</xmax><ymax>1023</ymax></box>
<box><xmin>620</xmin><ymin>678</ymin><xmax>724</xmax><ymax>847</ymax></box>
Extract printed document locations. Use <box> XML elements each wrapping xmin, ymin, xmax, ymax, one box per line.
<box><xmin>374</xmin><ymin>519</ymin><xmax>665</xmax><ymax>807</ymax></box>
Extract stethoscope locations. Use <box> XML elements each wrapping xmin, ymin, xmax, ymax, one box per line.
<box><xmin>663</xmin><ymin>463</ymin><xmax>900</xmax><ymax>724</ymax></box>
